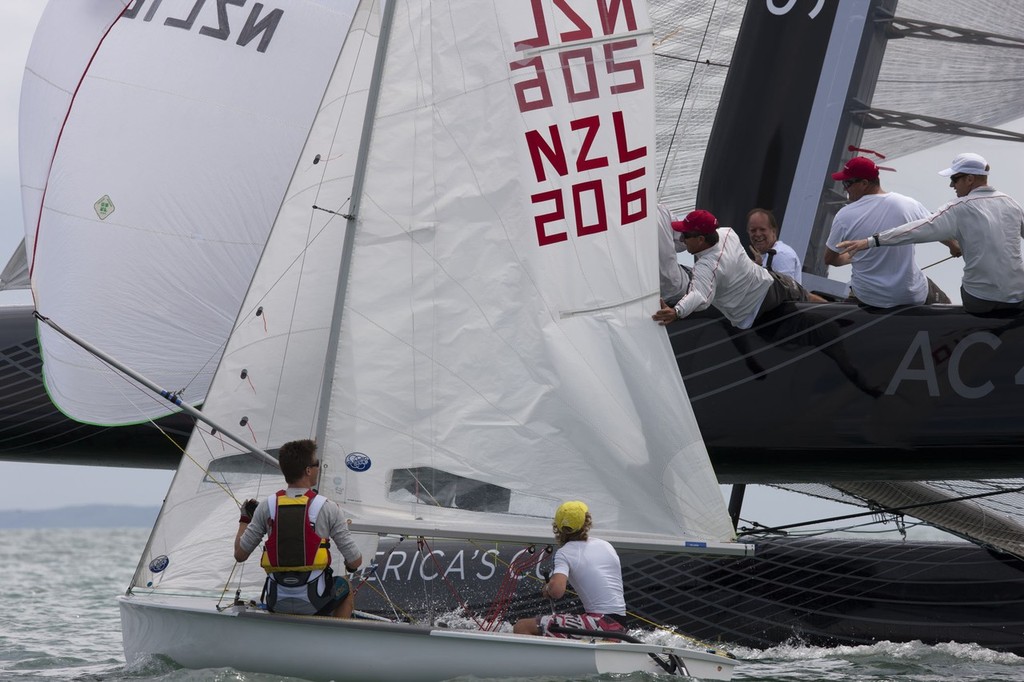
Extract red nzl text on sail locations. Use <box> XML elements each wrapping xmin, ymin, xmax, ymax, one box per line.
<box><xmin>511</xmin><ymin>0</ymin><xmax>649</xmax><ymax>247</ymax></box>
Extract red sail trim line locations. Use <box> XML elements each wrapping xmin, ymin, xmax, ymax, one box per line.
<box><xmin>28</xmin><ymin>2</ymin><xmax>132</xmax><ymax>280</ymax></box>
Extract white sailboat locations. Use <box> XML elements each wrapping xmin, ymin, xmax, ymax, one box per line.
<box><xmin>106</xmin><ymin>0</ymin><xmax>749</xmax><ymax>679</ymax></box>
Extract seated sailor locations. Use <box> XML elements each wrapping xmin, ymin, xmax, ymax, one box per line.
<box><xmin>513</xmin><ymin>500</ymin><xmax>629</xmax><ymax>638</ymax></box>
<box><xmin>233</xmin><ymin>438</ymin><xmax>362</xmax><ymax>617</ymax></box>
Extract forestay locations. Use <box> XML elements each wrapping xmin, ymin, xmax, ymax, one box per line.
<box><xmin>23</xmin><ymin>0</ymin><xmax>355</xmax><ymax>425</ymax></box>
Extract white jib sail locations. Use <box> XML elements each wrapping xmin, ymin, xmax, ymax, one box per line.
<box><xmin>131</xmin><ymin>0</ymin><xmax>378</xmax><ymax>595</ymax></box>
<box><xmin>23</xmin><ymin>0</ymin><xmax>357</xmax><ymax>425</ymax></box>
<box><xmin>131</xmin><ymin>0</ymin><xmax>741</xmax><ymax>598</ymax></box>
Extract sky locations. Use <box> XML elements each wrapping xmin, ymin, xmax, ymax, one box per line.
<box><xmin>0</xmin><ymin>5</ymin><xmax>1020</xmax><ymax>532</ymax></box>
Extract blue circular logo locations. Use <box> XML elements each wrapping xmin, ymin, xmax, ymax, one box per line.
<box><xmin>345</xmin><ymin>452</ymin><xmax>371</xmax><ymax>472</ymax></box>
<box><xmin>149</xmin><ymin>555</ymin><xmax>170</xmax><ymax>573</ymax></box>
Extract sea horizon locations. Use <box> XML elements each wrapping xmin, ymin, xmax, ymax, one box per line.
<box><xmin>0</xmin><ymin>503</ymin><xmax>159</xmax><ymax>529</ymax></box>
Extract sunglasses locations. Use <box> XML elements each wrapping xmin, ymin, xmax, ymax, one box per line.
<box><xmin>841</xmin><ymin>178</ymin><xmax>863</xmax><ymax>190</ymax></box>
<box><xmin>949</xmin><ymin>173</ymin><xmax>968</xmax><ymax>183</ymax></box>
<box><xmin>307</xmin><ymin>460</ymin><xmax>320</xmax><ymax>468</ymax></box>
<box><xmin>679</xmin><ymin>232</ymin><xmax>704</xmax><ymax>240</ymax></box>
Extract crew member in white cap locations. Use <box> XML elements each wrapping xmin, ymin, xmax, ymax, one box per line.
<box><xmin>837</xmin><ymin>153</ymin><xmax>1024</xmax><ymax>313</ymax></box>
<box><xmin>512</xmin><ymin>500</ymin><xmax>628</xmax><ymax>638</ymax></box>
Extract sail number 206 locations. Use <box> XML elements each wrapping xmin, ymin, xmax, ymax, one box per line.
<box><xmin>509</xmin><ymin>0</ymin><xmax>650</xmax><ymax>246</ymax></box>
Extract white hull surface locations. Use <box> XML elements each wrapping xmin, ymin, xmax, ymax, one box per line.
<box><xmin>119</xmin><ymin>595</ymin><xmax>735</xmax><ymax>681</ymax></box>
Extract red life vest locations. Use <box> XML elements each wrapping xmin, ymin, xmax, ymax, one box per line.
<box><xmin>260</xmin><ymin>490</ymin><xmax>331</xmax><ymax>574</ymax></box>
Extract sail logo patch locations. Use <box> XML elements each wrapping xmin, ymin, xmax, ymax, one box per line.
<box><xmin>345</xmin><ymin>452</ymin><xmax>371</xmax><ymax>472</ymax></box>
<box><xmin>94</xmin><ymin>195</ymin><xmax>115</xmax><ymax>220</ymax></box>
<box><xmin>148</xmin><ymin>554</ymin><xmax>170</xmax><ymax>573</ymax></box>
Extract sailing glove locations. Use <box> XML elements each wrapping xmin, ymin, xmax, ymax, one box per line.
<box><xmin>239</xmin><ymin>498</ymin><xmax>259</xmax><ymax>523</ymax></box>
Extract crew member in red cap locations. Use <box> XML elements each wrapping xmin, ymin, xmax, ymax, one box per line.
<box><xmin>652</xmin><ymin>209</ymin><xmax>819</xmax><ymax>329</ymax></box>
<box><xmin>825</xmin><ymin>155</ymin><xmax>954</xmax><ymax>307</ymax></box>
<box><xmin>513</xmin><ymin>501</ymin><xmax>628</xmax><ymax>638</ymax></box>
<box><xmin>837</xmin><ymin>153</ymin><xmax>1024</xmax><ymax>314</ymax></box>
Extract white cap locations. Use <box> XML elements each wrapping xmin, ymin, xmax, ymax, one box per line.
<box><xmin>938</xmin><ymin>153</ymin><xmax>989</xmax><ymax>177</ymax></box>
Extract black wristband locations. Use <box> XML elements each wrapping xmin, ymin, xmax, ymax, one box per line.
<box><xmin>872</xmin><ymin>234</ymin><xmax>880</xmax><ymax>248</ymax></box>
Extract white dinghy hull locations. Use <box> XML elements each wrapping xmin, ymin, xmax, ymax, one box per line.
<box><xmin>119</xmin><ymin>595</ymin><xmax>736</xmax><ymax>681</ymax></box>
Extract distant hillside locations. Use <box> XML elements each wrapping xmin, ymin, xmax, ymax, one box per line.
<box><xmin>0</xmin><ymin>505</ymin><xmax>160</xmax><ymax>529</ymax></box>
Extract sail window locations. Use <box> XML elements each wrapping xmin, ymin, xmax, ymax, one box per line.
<box><xmin>389</xmin><ymin>467</ymin><xmax>511</xmax><ymax>513</ymax></box>
<box><xmin>201</xmin><ymin>453</ymin><xmax>280</xmax><ymax>489</ymax></box>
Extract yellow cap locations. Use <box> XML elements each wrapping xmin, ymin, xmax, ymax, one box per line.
<box><xmin>554</xmin><ymin>500</ymin><xmax>588</xmax><ymax>533</ymax></box>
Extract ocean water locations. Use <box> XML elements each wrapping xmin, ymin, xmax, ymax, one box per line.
<box><xmin>2</xmin><ymin>527</ymin><xmax>1022</xmax><ymax>682</ymax></box>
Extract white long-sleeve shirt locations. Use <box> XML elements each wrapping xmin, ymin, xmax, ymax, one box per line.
<box><xmin>657</xmin><ymin>203</ymin><xmax>689</xmax><ymax>304</ymax></box>
<box><xmin>673</xmin><ymin>227</ymin><xmax>772</xmax><ymax>328</ymax></box>
<box><xmin>877</xmin><ymin>186</ymin><xmax>1024</xmax><ymax>303</ymax></box>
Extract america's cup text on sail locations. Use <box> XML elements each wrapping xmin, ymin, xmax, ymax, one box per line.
<box><xmin>124</xmin><ymin>0</ymin><xmax>283</xmax><ymax>53</ymax></box>
<box><xmin>509</xmin><ymin>0</ymin><xmax>650</xmax><ymax>247</ymax></box>
<box><xmin>371</xmin><ymin>547</ymin><xmax>504</xmax><ymax>583</ymax></box>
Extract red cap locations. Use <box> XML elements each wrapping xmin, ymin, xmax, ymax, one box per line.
<box><xmin>831</xmin><ymin>156</ymin><xmax>879</xmax><ymax>182</ymax></box>
<box><xmin>671</xmin><ymin>209</ymin><xmax>718</xmax><ymax>235</ymax></box>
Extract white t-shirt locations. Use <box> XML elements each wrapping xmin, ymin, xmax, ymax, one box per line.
<box><xmin>826</xmin><ymin>192</ymin><xmax>930</xmax><ymax>307</ymax></box>
<box><xmin>552</xmin><ymin>538</ymin><xmax>626</xmax><ymax>615</ymax></box>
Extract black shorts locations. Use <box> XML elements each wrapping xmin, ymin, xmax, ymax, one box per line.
<box><xmin>756</xmin><ymin>271</ymin><xmax>809</xmax><ymax>320</ymax></box>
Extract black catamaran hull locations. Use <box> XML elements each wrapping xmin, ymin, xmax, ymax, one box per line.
<box><xmin>356</xmin><ymin>536</ymin><xmax>1024</xmax><ymax>656</ymax></box>
<box><xmin>7</xmin><ymin>299</ymin><xmax>1024</xmax><ymax>482</ymax></box>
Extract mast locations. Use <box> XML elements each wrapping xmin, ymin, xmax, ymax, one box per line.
<box><xmin>314</xmin><ymin>0</ymin><xmax>396</xmax><ymax>447</ymax></box>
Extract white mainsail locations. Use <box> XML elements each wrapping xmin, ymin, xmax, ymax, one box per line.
<box><xmin>131</xmin><ymin>0</ymin><xmax>741</xmax><ymax>601</ymax></box>
<box><xmin>324</xmin><ymin>0</ymin><xmax>735</xmax><ymax>547</ymax></box>
<box><xmin>23</xmin><ymin>0</ymin><xmax>358</xmax><ymax>425</ymax></box>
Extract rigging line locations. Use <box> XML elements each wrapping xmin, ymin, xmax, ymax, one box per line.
<box><xmin>196</xmin><ymin>9</ymin><xmax>376</xmax><ymax>397</ymax></box>
<box><xmin>743</xmin><ymin>516</ymin><xmax>927</xmax><ymax>539</ymax></box>
<box><xmin>349</xmin><ymin>579</ymin><xmax>418</xmax><ymax>623</ymax></box>
<box><xmin>216</xmin><ymin>562</ymin><xmax>243</xmax><ymax>610</ymax></box>
<box><xmin>418</xmin><ymin>537</ymin><xmax>486</xmax><ymax>630</ymax></box>
<box><xmin>351</xmin><ymin>536</ymin><xmax>411</xmax><ymax>623</ymax></box>
<box><xmin>656</xmin><ymin>0</ymin><xmax>720</xmax><ymax>193</ymax></box>
<box><xmin>184</xmin><ymin>206</ymin><xmax>346</xmax><ymax>398</ymax></box>
<box><xmin>653</xmin><ymin>52</ymin><xmax>729</xmax><ymax>68</ymax></box>
<box><xmin>65</xmin><ymin>349</ymin><xmax>260</xmax><ymax>509</ymax></box>
<box><xmin>625</xmin><ymin>611</ymin><xmax>732</xmax><ymax>655</ymax></box>
<box><xmin>921</xmin><ymin>255</ymin><xmax>955</xmax><ymax>270</ymax></box>
<box><xmin>745</xmin><ymin>484</ymin><xmax>1024</xmax><ymax>535</ymax></box>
